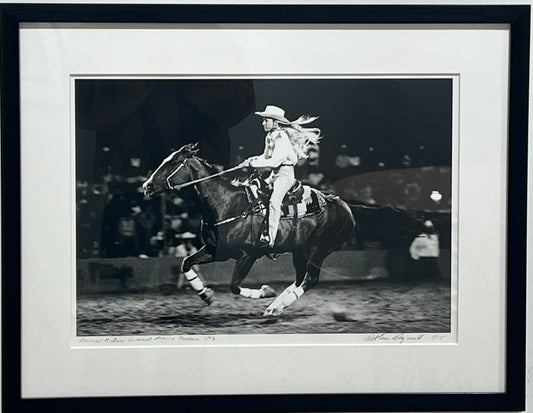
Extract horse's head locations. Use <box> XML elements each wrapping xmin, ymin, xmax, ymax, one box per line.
<box><xmin>142</xmin><ymin>142</ymin><xmax>199</xmax><ymax>197</ymax></box>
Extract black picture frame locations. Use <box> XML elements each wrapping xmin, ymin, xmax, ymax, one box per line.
<box><xmin>1</xmin><ymin>4</ymin><xmax>529</xmax><ymax>413</ymax></box>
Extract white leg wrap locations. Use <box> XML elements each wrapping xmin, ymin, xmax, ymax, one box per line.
<box><xmin>284</xmin><ymin>282</ymin><xmax>297</xmax><ymax>294</ymax></box>
<box><xmin>280</xmin><ymin>286</ymin><xmax>304</xmax><ymax>307</ymax></box>
<box><xmin>239</xmin><ymin>288</ymin><xmax>262</xmax><ymax>299</ymax></box>
<box><xmin>184</xmin><ymin>269</ymin><xmax>205</xmax><ymax>292</ymax></box>
<box><xmin>264</xmin><ymin>284</ymin><xmax>304</xmax><ymax>316</ymax></box>
<box><xmin>272</xmin><ymin>283</ymin><xmax>297</xmax><ymax>304</ymax></box>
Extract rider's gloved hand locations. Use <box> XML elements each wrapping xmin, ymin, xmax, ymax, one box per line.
<box><xmin>239</xmin><ymin>157</ymin><xmax>256</xmax><ymax>168</ymax></box>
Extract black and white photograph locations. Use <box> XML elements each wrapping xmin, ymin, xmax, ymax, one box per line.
<box><xmin>6</xmin><ymin>3</ymin><xmax>528</xmax><ymax>409</ymax></box>
<box><xmin>75</xmin><ymin>78</ymin><xmax>453</xmax><ymax>337</ymax></box>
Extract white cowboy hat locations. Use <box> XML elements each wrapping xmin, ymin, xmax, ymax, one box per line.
<box><xmin>254</xmin><ymin>105</ymin><xmax>290</xmax><ymax>124</ymax></box>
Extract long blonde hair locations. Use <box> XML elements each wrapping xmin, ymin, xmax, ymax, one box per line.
<box><xmin>280</xmin><ymin>115</ymin><xmax>322</xmax><ymax>160</ymax></box>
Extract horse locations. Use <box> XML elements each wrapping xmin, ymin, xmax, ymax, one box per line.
<box><xmin>142</xmin><ymin>143</ymin><xmax>356</xmax><ymax>316</ymax></box>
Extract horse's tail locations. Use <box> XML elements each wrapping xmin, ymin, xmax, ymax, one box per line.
<box><xmin>346</xmin><ymin>201</ymin><xmax>429</xmax><ymax>249</ymax></box>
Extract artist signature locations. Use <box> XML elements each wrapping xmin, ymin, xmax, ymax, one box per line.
<box><xmin>364</xmin><ymin>333</ymin><xmax>444</xmax><ymax>344</ymax></box>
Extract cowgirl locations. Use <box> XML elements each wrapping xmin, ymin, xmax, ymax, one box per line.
<box><xmin>242</xmin><ymin>105</ymin><xmax>321</xmax><ymax>247</ymax></box>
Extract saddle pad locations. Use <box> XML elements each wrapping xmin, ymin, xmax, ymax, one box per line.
<box><xmin>250</xmin><ymin>186</ymin><xmax>323</xmax><ymax>218</ymax></box>
<box><xmin>281</xmin><ymin>186</ymin><xmax>313</xmax><ymax>218</ymax></box>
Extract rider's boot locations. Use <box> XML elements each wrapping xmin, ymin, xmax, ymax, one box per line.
<box><xmin>258</xmin><ymin>233</ymin><xmax>270</xmax><ymax>248</ymax></box>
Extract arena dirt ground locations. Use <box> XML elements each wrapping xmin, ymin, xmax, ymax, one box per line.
<box><xmin>77</xmin><ymin>278</ymin><xmax>451</xmax><ymax>336</ymax></box>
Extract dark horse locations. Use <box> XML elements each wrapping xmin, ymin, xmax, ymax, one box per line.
<box><xmin>142</xmin><ymin>143</ymin><xmax>356</xmax><ymax>316</ymax></box>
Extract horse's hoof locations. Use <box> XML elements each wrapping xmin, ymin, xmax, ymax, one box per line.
<box><xmin>260</xmin><ymin>285</ymin><xmax>276</xmax><ymax>298</ymax></box>
<box><xmin>263</xmin><ymin>306</ymin><xmax>283</xmax><ymax>317</ymax></box>
<box><xmin>199</xmin><ymin>288</ymin><xmax>214</xmax><ymax>305</ymax></box>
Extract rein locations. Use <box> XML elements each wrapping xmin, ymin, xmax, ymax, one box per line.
<box><xmin>212</xmin><ymin>186</ymin><xmax>263</xmax><ymax>227</ymax></box>
<box><xmin>168</xmin><ymin>159</ymin><xmax>245</xmax><ymax>191</ymax></box>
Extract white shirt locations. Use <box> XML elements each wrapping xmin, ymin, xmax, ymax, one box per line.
<box><xmin>250</xmin><ymin>130</ymin><xmax>298</xmax><ymax>168</ymax></box>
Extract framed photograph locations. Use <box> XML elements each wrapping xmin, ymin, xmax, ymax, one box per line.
<box><xmin>2</xmin><ymin>3</ymin><xmax>529</xmax><ymax>412</ymax></box>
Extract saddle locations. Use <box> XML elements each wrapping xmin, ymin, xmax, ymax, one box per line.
<box><xmin>246</xmin><ymin>176</ymin><xmax>324</xmax><ymax>219</ymax></box>
<box><xmin>242</xmin><ymin>176</ymin><xmax>327</xmax><ymax>253</ymax></box>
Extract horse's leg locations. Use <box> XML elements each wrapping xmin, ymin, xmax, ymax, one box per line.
<box><xmin>181</xmin><ymin>246</ymin><xmax>216</xmax><ymax>305</ymax></box>
<box><xmin>263</xmin><ymin>247</ymin><xmax>328</xmax><ymax>317</ymax></box>
<box><xmin>269</xmin><ymin>249</ymin><xmax>307</xmax><ymax>302</ymax></box>
<box><xmin>230</xmin><ymin>253</ymin><xmax>276</xmax><ymax>299</ymax></box>
<box><xmin>293</xmin><ymin>248</ymin><xmax>308</xmax><ymax>285</ymax></box>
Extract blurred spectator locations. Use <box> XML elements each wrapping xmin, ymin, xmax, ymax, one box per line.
<box><xmin>136</xmin><ymin>205</ymin><xmax>157</xmax><ymax>257</ymax></box>
<box><xmin>409</xmin><ymin>220</ymin><xmax>441</xmax><ymax>279</ymax></box>
<box><xmin>166</xmin><ymin>194</ymin><xmax>187</xmax><ymax>216</ymax></box>
<box><xmin>100</xmin><ymin>192</ymin><xmax>139</xmax><ymax>257</ymax></box>
<box><xmin>404</xmin><ymin>181</ymin><xmax>422</xmax><ymax>209</ymax></box>
<box><xmin>168</xmin><ymin>216</ymin><xmax>184</xmax><ymax>244</ymax></box>
<box><xmin>306</xmin><ymin>172</ymin><xmax>327</xmax><ymax>188</ymax></box>
<box><xmin>174</xmin><ymin>232</ymin><xmax>199</xmax><ymax>257</ymax></box>
<box><xmin>89</xmin><ymin>241</ymin><xmax>100</xmax><ymax>258</ymax></box>
<box><xmin>150</xmin><ymin>231</ymin><xmax>166</xmax><ymax>257</ymax></box>
<box><xmin>297</xmin><ymin>147</ymin><xmax>330</xmax><ymax>189</ymax></box>
<box><xmin>386</xmin><ymin>173</ymin><xmax>406</xmax><ymax>209</ymax></box>
<box><xmin>332</xmin><ymin>144</ymin><xmax>362</xmax><ymax>181</ymax></box>
<box><xmin>402</xmin><ymin>154</ymin><xmax>412</xmax><ymax>167</ymax></box>
<box><xmin>384</xmin><ymin>219</ymin><xmax>441</xmax><ymax>281</ymax></box>
<box><xmin>117</xmin><ymin>214</ymin><xmax>138</xmax><ymax>256</ymax></box>
<box><xmin>359</xmin><ymin>185</ymin><xmax>376</xmax><ymax>205</ymax></box>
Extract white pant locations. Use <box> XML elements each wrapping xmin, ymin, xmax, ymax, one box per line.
<box><xmin>267</xmin><ymin>165</ymin><xmax>295</xmax><ymax>244</ymax></box>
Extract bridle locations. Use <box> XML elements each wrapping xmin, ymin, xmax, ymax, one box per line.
<box><xmin>165</xmin><ymin>158</ymin><xmax>190</xmax><ymax>190</ymax></box>
<box><xmin>156</xmin><ymin>155</ymin><xmax>253</xmax><ymax>227</ymax></box>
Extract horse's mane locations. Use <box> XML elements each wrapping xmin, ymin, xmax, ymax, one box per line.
<box><xmin>194</xmin><ymin>156</ymin><xmax>221</xmax><ymax>173</ymax></box>
<box><xmin>194</xmin><ymin>156</ymin><xmax>247</xmax><ymax>189</ymax></box>
<box><xmin>228</xmin><ymin>176</ymin><xmax>251</xmax><ymax>187</ymax></box>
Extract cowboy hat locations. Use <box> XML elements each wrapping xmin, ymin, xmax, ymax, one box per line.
<box><xmin>254</xmin><ymin>105</ymin><xmax>290</xmax><ymax>124</ymax></box>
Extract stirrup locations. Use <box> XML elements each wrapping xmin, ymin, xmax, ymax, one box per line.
<box><xmin>257</xmin><ymin>235</ymin><xmax>279</xmax><ymax>261</ymax></box>
<box><xmin>265</xmin><ymin>252</ymin><xmax>279</xmax><ymax>261</ymax></box>
<box><xmin>258</xmin><ymin>234</ymin><xmax>270</xmax><ymax>248</ymax></box>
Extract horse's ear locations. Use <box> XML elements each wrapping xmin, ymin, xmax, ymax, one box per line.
<box><xmin>190</xmin><ymin>141</ymin><xmax>200</xmax><ymax>156</ymax></box>
<box><xmin>180</xmin><ymin>142</ymin><xmax>199</xmax><ymax>155</ymax></box>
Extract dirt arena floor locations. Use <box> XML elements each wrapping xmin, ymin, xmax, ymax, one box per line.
<box><xmin>77</xmin><ymin>277</ymin><xmax>451</xmax><ymax>336</ymax></box>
